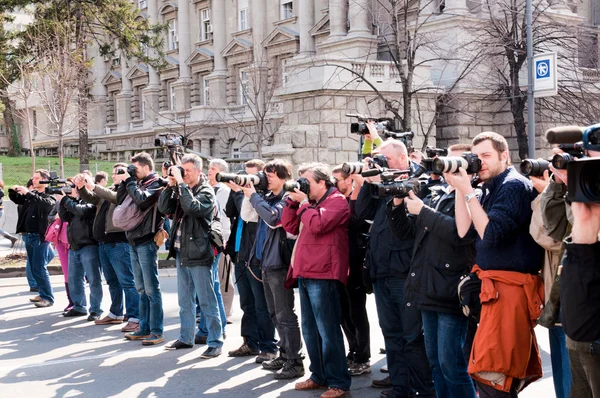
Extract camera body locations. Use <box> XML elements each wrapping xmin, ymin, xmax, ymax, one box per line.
<box><xmin>432</xmin><ymin>152</ymin><xmax>482</xmax><ymax>174</ymax></box>
<box><xmin>236</xmin><ymin>171</ymin><xmax>269</xmax><ymax>193</ymax></box>
<box><xmin>155</xmin><ymin>133</ymin><xmax>184</xmax><ymax>148</ymax></box>
<box><xmin>40</xmin><ymin>171</ymin><xmax>73</xmax><ymax>195</ymax></box>
<box><xmin>341</xmin><ymin>154</ymin><xmax>390</xmax><ymax>176</ymax></box>
<box><xmin>370</xmin><ymin>171</ymin><xmax>421</xmax><ymax>199</ymax></box>
<box><xmin>283</xmin><ymin>177</ymin><xmax>310</xmax><ymax>196</ymax></box>
<box><xmin>567</xmin><ymin>157</ymin><xmax>600</xmax><ymax>203</ymax></box>
<box><xmin>552</xmin><ymin>143</ymin><xmax>586</xmax><ymax>170</ymax></box>
<box><xmin>116</xmin><ymin>164</ymin><xmax>138</xmax><ymax>178</ymax></box>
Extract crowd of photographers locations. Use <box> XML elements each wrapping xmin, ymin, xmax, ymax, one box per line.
<box><xmin>6</xmin><ymin>120</ymin><xmax>599</xmax><ymax>398</ymax></box>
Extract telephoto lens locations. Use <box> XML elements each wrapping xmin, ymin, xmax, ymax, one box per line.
<box><xmin>235</xmin><ymin>171</ymin><xmax>269</xmax><ymax>191</ymax></box>
<box><xmin>432</xmin><ymin>157</ymin><xmax>468</xmax><ymax>174</ymax></box>
<box><xmin>216</xmin><ymin>173</ymin><xmax>238</xmax><ymax>183</ymax></box>
<box><xmin>519</xmin><ymin>159</ymin><xmax>550</xmax><ymax>177</ymax></box>
<box><xmin>342</xmin><ymin>162</ymin><xmax>364</xmax><ymax>175</ymax></box>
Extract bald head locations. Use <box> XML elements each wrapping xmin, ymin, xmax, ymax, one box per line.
<box><xmin>379</xmin><ymin>139</ymin><xmax>409</xmax><ymax>170</ymax></box>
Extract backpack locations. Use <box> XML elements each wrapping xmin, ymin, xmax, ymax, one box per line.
<box><xmin>112</xmin><ymin>177</ymin><xmax>158</xmax><ymax>232</ymax></box>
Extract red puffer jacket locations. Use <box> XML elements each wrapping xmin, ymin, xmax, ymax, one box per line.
<box><xmin>281</xmin><ymin>189</ymin><xmax>350</xmax><ymax>284</ymax></box>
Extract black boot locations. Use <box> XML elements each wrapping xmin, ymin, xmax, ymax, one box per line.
<box><xmin>64</xmin><ymin>283</ymin><xmax>74</xmax><ymax>313</ymax></box>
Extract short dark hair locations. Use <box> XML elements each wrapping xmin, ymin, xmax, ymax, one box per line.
<box><xmin>131</xmin><ymin>152</ymin><xmax>155</xmax><ymax>171</ymax></box>
<box><xmin>448</xmin><ymin>144</ymin><xmax>472</xmax><ymax>153</ymax></box>
<box><xmin>331</xmin><ymin>165</ymin><xmax>350</xmax><ymax>179</ymax></box>
<box><xmin>264</xmin><ymin>159</ymin><xmax>292</xmax><ymax>180</ymax></box>
<box><xmin>35</xmin><ymin>169</ymin><xmax>50</xmax><ymax>180</ymax></box>
<box><xmin>95</xmin><ymin>171</ymin><xmax>108</xmax><ymax>184</ymax></box>
<box><xmin>472</xmin><ymin>132</ymin><xmax>508</xmax><ymax>155</ymax></box>
<box><xmin>245</xmin><ymin>159</ymin><xmax>265</xmax><ymax>171</ymax></box>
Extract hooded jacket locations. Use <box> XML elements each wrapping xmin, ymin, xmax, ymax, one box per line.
<box><xmin>58</xmin><ymin>196</ymin><xmax>97</xmax><ymax>251</ymax></box>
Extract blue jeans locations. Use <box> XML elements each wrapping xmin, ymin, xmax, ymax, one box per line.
<box><xmin>299</xmin><ymin>277</ymin><xmax>351</xmax><ymax>391</ymax></box>
<box><xmin>197</xmin><ymin>254</ymin><xmax>227</xmax><ymax>336</ymax></box>
<box><xmin>549</xmin><ymin>326</ymin><xmax>572</xmax><ymax>398</ymax></box>
<box><xmin>68</xmin><ymin>245</ymin><xmax>103</xmax><ymax>314</ymax></box>
<box><xmin>25</xmin><ymin>239</ymin><xmax>54</xmax><ymax>289</ymax></box>
<box><xmin>422</xmin><ymin>310</ymin><xmax>476</xmax><ymax>398</ymax></box>
<box><xmin>130</xmin><ymin>241</ymin><xmax>163</xmax><ymax>335</ymax></box>
<box><xmin>235</xmin><ymin>262</ymin><xmax>277</xmax><ymax>353</ymax></box>
<box><xmin>22</xmin><ymin>234</ymin><xmax>54</xmax><ymax>302</ymax></box>
<box><xmin>177</xmin><ymin>252</ymin><xmax>223</xmax><ymax>347</ymax></box>
<box><xmin>374</xmin><ymin>277</ymin><xmax>435</xmax><ymax>398</ymax></box>
<box><xmin>99</xmin><ymin>242</ymin><xmax>139</xmax><ymax>320</ymax></box>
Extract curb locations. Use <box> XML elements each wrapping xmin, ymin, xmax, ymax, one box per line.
<box><xmin>0</xmin><ymin>259</ymin><xmax>176</xmax><ymax>279</ymax></box>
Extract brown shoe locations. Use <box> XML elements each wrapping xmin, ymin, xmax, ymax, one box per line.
<box><xmin>121</xmin><ymin>321</ymin><xmax>140</xmax><ymax>333</ymax></box>
<box><xmin>95</xmin><ymin>316</ymin><xmax>123</xmax><ymax>325</ymax></box>
<box><xmin>372</xmin><ymin>376</ymin><xmax>391</xmax><ymax>388</ymax></box>
<box><xmin>321</xmin><ymin>388</ymin><xmax>348</xmax><ymax>398</ymax></box>
<box><xmin>29</xmin><ymin>295</ymin><xmax>41</xmax><ymax>303</ymax></box>
<box><xmin>295</xmin><ymin>379</ymin><xmax>326</xmax><ymax>391</ymax></box>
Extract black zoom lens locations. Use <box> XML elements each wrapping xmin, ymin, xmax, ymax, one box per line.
<box><xmin>215</xmin><ymin>173</ymin><xmax>238</xmax><ymax>183</ymax></box>
<box><xmin>552</xmin><ymin>153</ymin><xmax>574</xmax><ymax>170</ymax></box>
<box><xmin>520</xmin><ymin>159</ymin><xmax>550</xmax><ymax>177</ymax></box>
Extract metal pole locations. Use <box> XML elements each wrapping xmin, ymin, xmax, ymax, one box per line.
<box><xmin>526</xmin><ymin>0</ymin><xmax>535</xmax><ymax>158</ymax></box>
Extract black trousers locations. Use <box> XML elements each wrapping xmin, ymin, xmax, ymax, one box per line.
<box><xmin>340</xmin><ymin>267</ymin><xmax>371</xmax><ymax>364</ymax></box>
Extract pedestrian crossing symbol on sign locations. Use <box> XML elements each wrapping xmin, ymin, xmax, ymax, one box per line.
<box><xmin>536</xmin><ymin>59</ymin><xmax>550</xmax><ymax>79</ymax></box>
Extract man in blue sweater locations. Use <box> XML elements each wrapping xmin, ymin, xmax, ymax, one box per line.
<box><xmin>445</xmin><ymin>132</ymin><xmax>544</xmax><ymax>397</ymax></box>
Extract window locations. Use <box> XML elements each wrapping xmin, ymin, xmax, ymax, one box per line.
<box><xmin>138</xmin><ymin>0</ymin><xmax>147</xmax><ymax>9</ymax></box>
<box><xmin>202</xmin><ymin>76</ymin><xmax>210</xmax><ymax>106</ymax></box>
<box><xmin>281</xmin><ymin>1</ymin><xmax>293</xmax><ymax>19</ymax></box>
<box><xmin>169</xmin><ymin>82</ymin><xmax>176</xmax><ymax>111</ymax></box>
<box><xmin>200</xmin><ymin>8</ymin><xmax>211</xmax><ymax>41</ymax></box>
<box><xmin>239</xmin><ymin>70</ymin><xmax>248</xmax><ymax>105</ymax></box>
<box><xmin>239</xmin><ymin>8</ymin><xmax>249</xmax><ymax>31</ymax></box>
<box><xmin>168</xmin><ymin>19</ymin><xmax>178</xmax><ymax>51</ymax></box>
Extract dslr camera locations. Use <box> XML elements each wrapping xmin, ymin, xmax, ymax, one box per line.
<box><xmin>369</xmin><ymin>170</ymin><xmax>421</xmax><ymax>199</ymax></box>
<box><xmin>215</xmin><ymin>170</ymin><xmax>247</xmax><ymax>184</ymax></box>
<box><xmin>41</xmin><ymin>171</ymin><xmax>73</xmax><ymax>195</ymax></box>
<box><xmin>342</xmin><ymin>154</ymin><xmax>389</xmax><ymax>175</ymax></box>
<box><xmin>283</xmin><ymin>178</ymin><xmax>311</xmax><ymax>196</ymax></box>
<box><xmin>347</xmin><ymin>114</ymin><xmax>393</xmax><ymax>135</ymax></box>
<box><xmin>116</xmin><ymin>164</ymin><xmax>138</xmax><ymax>178</ymax></box>
<box><xmin>162</xmin><ymin>162</ymin><xmax>185</xmax><ymax>178</ymax></box>
<box><xmin>220</xmin><ymin>171</ymin><xmax>269</xmax><ymax>193</ymax></box>
<box><xmin>432</xmin><ymin>152</ymin><xmax>482</xmax><ymax>174</ymax></box>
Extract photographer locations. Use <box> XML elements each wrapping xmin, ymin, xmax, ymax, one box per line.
<box><xmin>331</xmin><ymin>165</ymin><xmax>372</xmax><ymax>377</ymax></box>
<box><xmin>281</xmin><ymin>163</ymin><xmax>351</xmax><ymax>398</ymax></box>
<box><xmin>77</xmin><ymin>163</ymin><xmax>140</xmax><ymax>333</ymax></box>
<box><xmin>10</xmin><ymin>170</ymin><xmax>56</xmax><ymax>307</ymax></box>
<box><xmin>445</xmin><ymin>132</ymin><xmax>544</xmax><ymax>397</ymax></box>
<box><xmin>240</xmin><ymin>159</ymin><xmax>304</xmax><ymax>380</ymax></box>
<box><xmin>355</xmin><ymin>140</ymin><xmax>434</xmax><ymax>398</ymax></box>
<box><xmin>390</xmin><ymin>144</ymin><xmax>477</xmax><ymax>398</ymax></box>
<box><xmin>57</xmin><ymin>177</ymin><xmax>103</xmax><ymax>321</ymax></box>
<box><xmin>158</xmin><ymin>154</ymin><xmax>223</xmax><ymax>359</ymax></box>
<box><xmin>116</xmin><ymin>152</ymin><xmax>165</xmax><ymax>346</ymax></box>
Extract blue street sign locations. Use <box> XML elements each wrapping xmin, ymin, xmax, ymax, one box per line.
<box><xmin>536</xmin><ymin>59</ymin><xmax>550</xmax><ymax>79</ymax></box>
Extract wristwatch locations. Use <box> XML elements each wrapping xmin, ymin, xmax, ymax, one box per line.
<box><xmin>465</xmin><ymin>193</ymin><xmax>477</xmax><ymax>203</ymax></box>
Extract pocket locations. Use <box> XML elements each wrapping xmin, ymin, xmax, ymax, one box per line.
<box><xmin>299</xmin><ymin>243</ymin><xmax>331</xmax><ymax>274</ymax></box>
<box><xmin>188</xmin><ymin>236</ymin><xmax>212</xmax><ymax>261</ymax></box>
<box><xmin>425</xmin><ymin>262</ymin><xmax>463</xmax><ymax>302</ymax></box>
<box><xmin>388</xmin><ymin>240</ymin><xmax>413</xmax><ymax>275</ymax></box>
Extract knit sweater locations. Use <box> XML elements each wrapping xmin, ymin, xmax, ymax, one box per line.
<box><xmin>475</xmin><ymin>167</ymin><xmax>543</xmax><ymax>274</ymax></box>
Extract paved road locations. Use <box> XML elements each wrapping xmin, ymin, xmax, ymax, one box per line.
<box><xmin>0</xmin><ymin>271</ymin><xmax>558</xmax><ymax>398</ymax></box>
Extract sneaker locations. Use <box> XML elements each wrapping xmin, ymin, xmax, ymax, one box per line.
<box><xmin>321</xmin><ymin>388</ymin><xmax>348</xmax><ymax>398</ymax></box>
<box><xmin>121</xmin><ymin>321</ymin><xmax>140</xmax><ymax>333</ymax></box>
<box><xmin>274</xmin><ymin>359</ymin><xmax>305</xmax><ymax>379</ymax></box>
<box><xmin>194</xmin><ymin>335</ymin><xmax>207</xmax><ymax>345</ymax></box>
<box><xmin>63</xmin><ymin>309</ymin><xmax>87</xmax><ymax>317</ymax></box>
<box><xmin>95</xmin><ymin>316</ymin><xmax>123</xmax><ymax>325</ymax></box>
<box><xmin>228</xmin><ymin>343</ymin><xmax>259</xmax><ymax>357</ymax></box>
<box><xmin>125</xmin><ymin>330</ymin><xmax>151</xmax><ymax>341</ymax></box>
<box><xmin>200</xmin><ymin>346</ymin><xmax>222</xmax><ymax>359</ymax></box>
<box><xmin>349</xmin><ymin>361</ymin><xmax>372</xmax><ymax>376</ymax></box>
<box><xmin>34</xmin><ymin>299</ymin><xmax>53</xmax><ymax>308</ymax></box>
<box><xmin>262</xmin><ymin>356</ymin><xmax>286</xmax><ymax>370</ymax></box>
<box><xmin>165</xmin><ymin>340</ymin><xmax>193</xmax><ymax>350</ymax></box>
<box><xmin>255</xmin><ymin>351</ymin><xmax>277</xmax><ymax>364</ymax></box>
<box><xmin>87</xmin><ymin>313</ymin><xmax>102</xmax><ymax>322</ymax></box>
<box><xmin>372</xmin><ymin>376</ymin><xmax>392</xmax><ymax>388</ymax></box>
<box><xmin>142</xmin><ymin>334</ymin><xmax>165</xmax><ymax>346</ymax></box>
<box><xmin>29</xmin><ymin>295</ymin><xmax>41</xmax><ymax>303</ymax></box>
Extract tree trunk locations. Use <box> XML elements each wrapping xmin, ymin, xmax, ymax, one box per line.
<box><xmin>1</xmin><ymin>97</ymin><xmax>20</xmax><ymax>157</ymax></box>
<box><xmin>75</xmin><ymin>5</ymin><xmax>89</xmax><ymax>171</ymax></box>
<box><xmin>58</xmin><ymin>130</ymin><xmax>64</xmax><ymax>179</ymax></box>
<box><xmin>511</xmin><ymin>97</ymin><xmax>529</xmax><ymax>160</ymax></box>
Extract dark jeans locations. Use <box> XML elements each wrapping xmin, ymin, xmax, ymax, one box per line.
<box><xmin>263</xmin><ymin>267</ymin><xmax>302</xmax><ymax>359</ymax></box>
<box><xmin>421</xmin><ymin>310</ymin><xmax>476</xmax><ymax>398</ymax></box>
<box><xmin>373</xmin><ymin>277</ymin><xmax>434</xmax><ymax>398</ymax></box>
<box><xmin>548</xmin><ymin>326</ymin><xmax>571</xmax><ymax>398</ymax></box>
<box><xmin>299</xmin><ymin>277</ymin><xmax>351</xmax><ymax>391</ymax></box>
<box><xmin>568</xmin><ymin>338</ymin><xmax>600</xmax><ymax>398</ymax></box>
<box><xmin>99</xmin><ymin>242</ymin><xmax>139</xmax><ymax>320</ymax></box>
<box><xmin>22</xmin><ymin>234</ymin><xmax>54</xmax><ymax>302</ymax></box>
<box><xmin>235</xmin><ymin>262</ymin><xmax>277</xmax><ymax>353</ymax></box>
<box><xmin>340</xmin><ymin>270</ymin><xmax>370</xmax><ymax>363</ymax></box>
<box><xmin>477</xmin><ymin>381</ymin><xmax>519</xmax><ymax>398</ymax></box>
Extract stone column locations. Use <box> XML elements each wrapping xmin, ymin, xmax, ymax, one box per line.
<box><xmin>298</xmin><ymin>0</ymin><xmax>315</xmax><ymax>55</ymax></box>
<box><xmin>173</xmin><ymin>0</ymin><xmax>192</xmax><ymax>111</ymax></box>
<box><xmin>200</xmin><ymin>139</ymin><xmax>211</xmax><ymax>156</ymax></box>
<box><xmin>328</xmin><ymin>0</ymin><xmax>348</xmax><ymax>39</ymax></box>
<box><xmin>116</xmin><ymin>56</ymin><xmax>132</xmax><ymax>131</ymax></box>
<box><xmin>348</xmin><ymin>0</ymin><xmax>371</xmax><ymax>36</ymax></box>
<box><xmin>143</xmin><ymin>0</ymin><xmax>161</xmax><ymax>121</ymax></box>
<box><xmin>252</xmin><ymin>0</ymin><xmax>267</xmax><ymax>64</ymax></box>
<box><xmin>193</xmin><ymin>139</ymin><xmax>201</xmax><ymax>152</ymax></box>
<box><xmin>443</xmin><ymin>0</ymin><xmax>468</xmax><ymax>15</ymax></box>
<box><xmin>207</xmin><ymin>0</ymin><xmax>227</xmax><ymax>106</ymax></box>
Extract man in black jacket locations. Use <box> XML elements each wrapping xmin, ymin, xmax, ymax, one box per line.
<box><xmin>158</xmin><ymin>154</ymin><xmax>223</xmax><ymax>359</ymax></box>
<box><xmin>117</xmin><ymin>152</ymin><xmax>165</xmax><ymax>346</ymax></box>
<box><xmin>225</xmin><ymin>160</ymin><xmax>278</xmax><ymax>363</ymax></box>
<box><xmin>389</xmin><ymin>144</ymin><xmax>477</xmax><ymax>398</ymax></box>
<box><xmin>77</xmin><ymin>164</ymin><xmax>141</xmax><ymax>333</ymax></box>
<box><xmin>10</xmin><ymin>170</ymin><xmax>56</xmax><ymax>307</ymax></box>
<box><xmin>356</xmin><ymin>139</ymin><xmax>434</xmax><ymax>398</ymax></box>
<box><xmin>57</xmin><ymin>185</ymin><xmax>103</xmax><ymax>321</ymax></box>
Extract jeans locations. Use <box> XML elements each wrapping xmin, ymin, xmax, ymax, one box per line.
<box><xmin>235</xmin><ymin>262</ymin><xmax>277</xmax><ymax>352</ymax></box>
<box><xmin>263</xmin><ymin>267</ymin><xmax>302</xmax><ymax>360</ymax></box>
<box><xmin>421</xmin><ymin>310</ymin><xmax>476</xmax><ymax>398</ymax></box>
<box><xmin>299</xmin><ymin>277</ymin><xmax>351</xmax><ymax>390</ymax></box>
<box><xmin>68</xmin><ymin>245</ymin><xmax>103</xmax><ymax>314</ymax></box>
<box><xmin>197</xmin><ymin>254</ymin><xmax>227</xmax><ymax>336</ymax></box>
<box><xmin>25</xmin><ymin>238</ymin><xmax>54</xmax><ymax>289</ymax></box>
<box><xmin>99</xmin><ymin>242</ymin><xmax>139</xmax><ymax>320</ymax></box>
<box><xmin>177</xmin><ymin>252</ymin><xmax>223</xmax><ymax>347</ymax></box>
<box><xmin>130</xmin><ymin>241</ymin><xmax>163</xmax><ymax>335</ymax></box>
<box><xmin>548</xmin><ymin>326</ymin><xmax>571</xmax><ymax>398</ymax></box>
<box><xmin>374</xmin><ymin>277</ymin><xmax>435</xmax><ymax>398</ymax></box>
<box><xmin>340</xmin><ymin>270</ymin><xmax>371</xmax><ymax>363</ymax></box>
<box><xmin>22</xmin><ymin>234</ymin><xmax>54</xmax><ymax>302</ymax></box>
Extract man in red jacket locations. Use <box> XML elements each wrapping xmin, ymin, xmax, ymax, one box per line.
<box><xmin>282</xmin><ymin>163</ymin><xmax>351</xmax><ymax>398</ymax></box>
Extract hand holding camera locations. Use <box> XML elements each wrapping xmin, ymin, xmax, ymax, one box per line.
<box><xmin>288</xmin><ymin>188</ymin><xmax>308</xmax><ymax>204</ymax></box>
<box><xmin>404</xmin><ymin>191</ymin><xmax>425</xmax><ymax>215</ymax></box>
<box><xmin>168</xmin><ymin>166</ymin><xmax>184</xmax><ymax>185</ymax></box>
<box><xmin>241</xmin><ymin>182</ymin><xmax>257</xmax><ymax>198</ymax></box>
<box><xmin>444</xmin><ymin>168</ymin><xmax>473</xmax><ymax>194</ymax></box>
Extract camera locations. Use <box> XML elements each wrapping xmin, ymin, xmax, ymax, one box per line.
<box><xmin>567</xmin><ymin>157</ymin><xmax>600</xmax><ymax>203</ymax></box>
<box><xmin>546</xmin><ymin>125</ymin><xmax>600</xmax><ymax>151</ymax></box>
<box><xmin>432</xmin><ymin>152</ymin><xmax>482</xmax><ymax>174</ymax></box>
<box><xmin>347</xmin><ymin>114</ymin><xmax>393</xmax><ymax>135</ymax></box>
<box><xmin>519</xmin><ymin>159</ymin><xmax>551</xmax><ymax>177</ymax></box>
<box><xmin>155</xmin><ymin>133</ymin><xmax>184</xmax><ymax>148</ymax></box>
<box><xmin>41</xmin><ymin>171</ymin><xmax>73</xmax><ymax>195</ymax></box>
<box><xmin>425</xmin><ymin>146</ymin><xmax>448</xmax><ymax>158</ymax></box>
<box><xmin>116</xmin><ymin>164</ymin><xmax>138</xmax><ymax>177</ymax></box>
<box><xmin>551</xmin><ymin>143</ymin><xmax>586</xmax><ymax>170</ymax></box>
<box><xmin>283</xmin><ymin>178</ymin><xmax>311</xmax><ymax>195</ymax></box>
<box><xmin>370</xmin><ymin>171</ymin><xmax>421</xmax><ymax>199</ymax></box>
<box><xmin>341</xmin><ymin>154</ymin><xmax>390</xmax><ymax>176</ymax></box>
<box><xmin>236</xmin><ymin>171</ymin><xmax>269</xmax><ymax>192</ymax></box>
<box><xmin>168</xmin><ymin>165</ymin><xmax>185</xmax><ymax>178</ymax></box>
<box><xmin>215</xmin><ymin>172</ymin><xmax>238</xmax><ymax>184</ymax></box>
